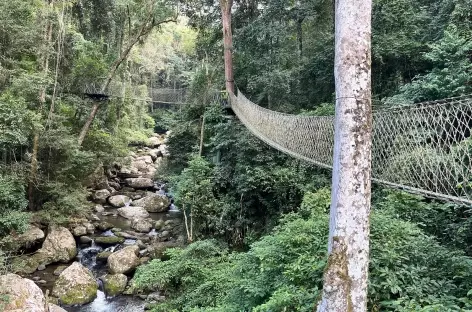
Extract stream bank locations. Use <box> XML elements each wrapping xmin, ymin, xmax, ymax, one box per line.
<box><xmin>0</xmin><ymin>132</ymin><xmax>185</xmax><ymax>312</ymax></box>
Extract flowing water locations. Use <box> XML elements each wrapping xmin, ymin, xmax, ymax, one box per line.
<box><xmin>67</xmin><ymin>290</ymin><xmax>145</xmax><ymax>312</ymax></box>
<box><xmin>27</xmin><ymin>209</ymin><xmax>182</xmax><ymax>312</ymax></box>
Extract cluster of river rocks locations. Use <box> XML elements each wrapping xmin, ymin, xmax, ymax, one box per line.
<box><xmin>0</xmin><ymin>133</ymin><xmax>185</xmax><ymax>311</ymax></box>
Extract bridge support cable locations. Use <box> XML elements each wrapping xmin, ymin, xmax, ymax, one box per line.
<box><xmin>230</xmin><ymin>91</ymin><xmax>472</xmax><ymax>206</ymax></box>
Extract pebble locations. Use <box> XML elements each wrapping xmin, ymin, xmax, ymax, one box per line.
<box><xmin>37</xmin><ymin>264</ymin><xmax>46</xmax><ymax>271</ymax></box>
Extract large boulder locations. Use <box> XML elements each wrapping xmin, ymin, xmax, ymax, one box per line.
<box><xmin>0</xmin><ymin>273</ymin><xmax>47</xmax><ymax>311</ymax></box>
<box><xmin>19</xmin><ymin>225</ymin><xmax>45</xmax><ymax>248</ymax></box>
<box><xmin>146</xmin><ymin>136</ymin><xmax>163</xmax><ymax>148</ymax></box>
<box><xmin>148</xmin><ymin>149</ymin><xmax>161</xmax><ymax>161</ymax></box>
<box><xmin>117</xmin><ymin>206</ymin><xmax>149</xmax><ymax>220</ymax></box>
<box><xmin>36</xmin><ymin>226</ymin><xmax>77</xmax><ymax>266</ymax></box>
<box><xmin>130</xmin><ymin>218</ymin><xmax>153</xmax><ymax>233</ymax></box>
<box><xmin>131</xmin><ymin>193</ymin><xmax>170</xmax><ymax>213</ymax></box>
<box><xmin>107</xmin><ymin>245</ymin><xmax>140</xmax><ymax>274</ymax></box>
<box><xmin>92</xmin><ymin>189</ymin><xmax>111</xmax><ymax>204</ymax></box>
<box><xmin>2</xmin><ymin>225</ymin><xmax>45</xmax><ymax>252</ymax></box>
<box><xmin>52</xmin><ymin>262</ymin><xmax>98</xmax><ymax>306</ymax></box>
<box><xmin>125</xmin><ymin>178</ymin><xmax>153</xmax><ymax>189</ymax></box>
<box><xmin>131</xmin><ymin>159</ymin><xmax>148</xmax><ymax>172</ymax></box>
<box><xmin>101</xmin><ymin>274</ymin><xmax>128</xmax><ymax>297</ymax></box>
<box><xmin>136</xmin><ymin>155</ymin><xmax>153</xmax><ymax>164</ymax></box>
<box><xmin>108</xmin><ymin>195</ymin><xmax>131</xmax><ymax>208</ymax></box>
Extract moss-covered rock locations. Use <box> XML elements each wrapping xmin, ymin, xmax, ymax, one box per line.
<box><xmin>0</xmin><ymin>273</ymin><xmax>47</xmax><ymax>311</ymax></box>
<box><xmin>107</xmin><ymin>245</ymin><xmax>140</xmax><ymax>274</ymax></box>
<box><xmin>36</xmin><ymin>226</ymin><xmax>77</xmax><ymax>266</ymax></box>
<box><xmin>101</xmin><ymin>274</ymin><xmax>128</xmax><ymax>297</ymax></box>
<box><xmin>97</xmin><ymin>251</ymin><xmax>112</xmax><ymax>262</ymax></box>
<box><xmin>52</xmin><ymin>262</ymin><xmax>97</xmax><ymax>306</ymax></box>
<box><xmin>94</xmin><ymin>236</ymin><xmax>125</xmax><ymax>246</ymax></box>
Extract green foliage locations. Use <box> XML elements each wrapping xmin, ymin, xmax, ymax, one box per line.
<box><xmin>173</xmin><ymin>155</ymin><xmax>221</xmax><ymax>237</ymax></box>
<box><xmin>0</xmin><ymin>173</ymin><xmax>29</xmax><ymax>236</ymax></box>
<box><xmin>0</xmin><ymin>92</ymin><xmax>37</xmax><ymax>148</ymax></box>
<box><xmin>133</xmin><ymin>187</ymin><xmax>472</xmax><ymax>312</ymax></box>
<box><xmin>387</xmin><ymin>26</ymin><xmax>472</xmax><ymax>103</ymax></box>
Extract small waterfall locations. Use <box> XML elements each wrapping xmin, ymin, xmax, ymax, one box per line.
<box><xmin>77</xmin><ymin>240</ymin><xmax>103</xmax><ymax>271</ymax></box>
<box><xmin>123</xmin><ymin>239</ymin><xmax>136</xmax><ymax>245</ymax></box>
<box><xmin>169</xmin><ymin>203</ymin><xmax>179</xmax><ymax>212</ymax></box>
<box><xmin>101</xmin><ymin>230</ymin><xmax>115</xmax><ymax>237</ymax></box>
<box><xmin>148</xmin><ymin>229</ymin><xmax>158</xmax><ymax>237</ymax></box>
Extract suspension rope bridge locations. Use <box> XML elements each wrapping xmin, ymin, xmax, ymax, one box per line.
<box><xmin>86</xmin><ymin>80</ymin><xmax>472</xmax><ymax>206</ymax></box>
<box><xmin>230</xmin><ymin>91</ymin><xmax>472</xmax><ymax>206</ymax></box>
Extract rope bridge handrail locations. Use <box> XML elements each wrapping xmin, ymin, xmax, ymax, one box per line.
<box><xmin>230</xmin><ymin>91</ymin><xmax>472</xmax><ymax>206</ymax></box>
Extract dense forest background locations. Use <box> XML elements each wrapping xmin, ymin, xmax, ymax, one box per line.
<box><xmin>1</xmin><ymin>0</ymin><xmax>472</xmax><ymax>311</ymax></box>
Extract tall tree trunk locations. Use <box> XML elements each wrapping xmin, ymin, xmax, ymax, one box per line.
<box><xmin>220</xmin><ymin>0</ymin><xmax>234</xmax><ymax>93</ymax></box>
<box><xmin>29</xmin><ymin>1</ymin><xmax>54</xmax><ymax>211</ymax></box>
<box><xmin>317</xmin><ymin>0</ymin><xmax>372</xmax><ymax>310</ymax></box>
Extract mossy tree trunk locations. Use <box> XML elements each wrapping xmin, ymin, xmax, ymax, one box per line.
<box><xmin>220</xmin><ymin>0</ymin><xmax>234</xmax><ymax>94</ymax></box>
<box><xmin>317</xmin><ymin>0</ymin><xmax>373</xmax><ymax>311</ymax></box>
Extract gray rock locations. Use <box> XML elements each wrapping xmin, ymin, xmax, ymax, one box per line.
<box><xmin>96</xmin><ymin>221</ymin><xmax>114</xmax><ymax>231</ymax></box>
<box><xmin>117</xmin><ymin>206</ymin><xmax>149</xmax><ymax>220</ymax></box>
<box><xmin>131</xmin><ymin>193</ymin><xmax>170</xmax><ymax>213</ymax></box>
<box><xmin>80</xmin><ymin>236</ymin><xmax>93</xmax><ymax>244</ymax></box>
<box><xmin>52</xmin><ymin>262</ymin><xmax>98</xmax><ymax>306</ymax></box>
<box><xmin>154</xmin><ymin>219</ymin><xmax>165</xmax><ymax>230</ymax></box>
<box><xmin>97</xmin><ymin>251</ymin><xmax>112</xmax><ymax>262</ymax></box>
<box><xmin>84</xmin><ymin>222</ymin><xmax>95</xmax><ymax>234</ymax></box>
<box><xmin>125</xmin><ymin>178</ymin><xmax>154</xmax><ymax>189</ymax></box>
<box><xmin>18</xmin><ymin>225</ymin><xmax>45</xmax><ymax>248</ymax></box>
<box><xmin>36</xmin><ymin>226</ymin><xmax>77</xmax><ymax>266</ymax></box>
<box><xmin>107</xmin><ymin>245</ymin><xmax>140</xmax><ymax>274</ymax></box>
<box><xmin>101</xmin><ymin>274</ymin><xmax>128</xmax><ymax>297</ymax></box>
<box><xmin>137</xmin><ymin>155</ymin><xmax>153</xmax><ymax>164</ymax></box>
<box><xmin>115</xmin><ymin>232</ymin><xmax>139</xmax><ymax>239</ymax></box>
<box><xmin>89</xmin><ymin>214</ymin><xmax>101</xmax><ymax>222</ymax></box>
<box><xmin>131</xmin><ymin>218</ymin><xmax>153</xmax><ymax>233</ymax></box>
<box><xmin>93</xmin><ymin>189</ymin><xmax>111</xmax><ymax>204</ymax></box>
<box><xmin>108</xmin><ymin>181</ymin><xmax>121</xmax><ymax>191</ymax></box>
<box><xmin>95</xmin><ymin>204</ymin><xmax>105</xmax><ymax>213</ymax></box>
<box><xmin>160</xmin><ymin>231</ymin><xmax>170</xmax><ymax>240</ymax></box>
<box><xmin>136</xmin><ymin>240</ymin><xmax>146</xmax><ymax>249</ymax></box>
<box><xmin>146</xmin><ymin>136</ymin><xmax>163</xmax><ymax>148</ymax></box>
<box><xmin>148</xmin><ymin>149</ymin><xmax>161</xmax><ymax>161</ymax></box>
<box><xmin>0</xmin><ymin>274</ymin><xmax>47</xmax><ymax>311</ymax></box>
<box><xmin>95</xmin><ymin>236</ymin><xmax>125</xmax><ymax>246</ymax></box>
<box><xmin>72</xmin><ymin>225</ymin><xmax>87</xmax><ymax>237</ymax></box>
<box><xmin>108</xmin><ymin>195</ymin><xmax>131</xmax><ymax>208</ymax></box>
<box><xmin>37</xmin><ymin>264</ymin><xmax>46</xmax><ymax>271</ymax></box>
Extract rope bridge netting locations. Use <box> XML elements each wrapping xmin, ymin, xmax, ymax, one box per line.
<box><xmin>230</xmin><ymin>91</ymin><xmax>472</xmax><ymax>206</ymax></box>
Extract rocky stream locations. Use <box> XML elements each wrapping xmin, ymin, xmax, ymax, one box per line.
<box><xmin>0</xmin><ymin>133</ymin><xmax>185</xmax><ymax>312</ymax></box>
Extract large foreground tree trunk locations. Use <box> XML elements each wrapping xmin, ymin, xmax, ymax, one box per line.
<box><xmin>317</xmin><ymin>0</ymin><xmax>372</xmax><ymax>311</ymax></box>
<box><xmin>220</xmin><ymin>0</ymin><xmax>234</xmax><ymax>94</ymax></box>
